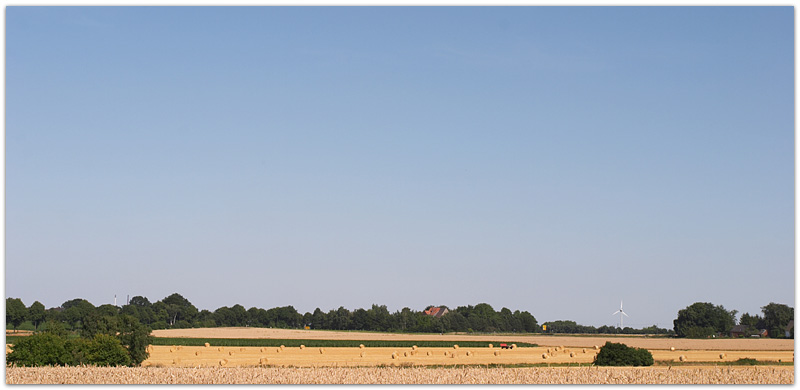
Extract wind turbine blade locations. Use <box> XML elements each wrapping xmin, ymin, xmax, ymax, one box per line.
<box><xmin>622</xmin><ymin>312</ymin><xmax>629</xmax><ymax>317</ymax></box>
<box><xmin>612</xmin><ymin>310</ymin><xmax>620</xmax><ymax>315</ymax></box>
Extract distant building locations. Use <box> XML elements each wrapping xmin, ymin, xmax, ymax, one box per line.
<box><xmin>424</xmin><ymin>306</ymin><xmax>449</xmax><ymax>318</ymax></box>
<box><xmin>786</xmin><ymin>320</ymin><xmax>794</xmax><ymax>338</ymax></box>
<box><xmin>730</xmin><ymin>325</ymin><xmax>748</xmax><ymax>338</ymax></box>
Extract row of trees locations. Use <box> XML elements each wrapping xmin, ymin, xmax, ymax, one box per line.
<box><xmin>540</xmin><ymin>320</ymin><xmax>674</xmax><ymax>335</ymax></box>
<box><xmin>673</xmin><ymin>302</ymin><xmax>794</xmax><ymax>339</ymax></box>
<box><xmin>8</xmin><ymin>294</ymin><xmax>539</xmax><ymax>334</ymax></box>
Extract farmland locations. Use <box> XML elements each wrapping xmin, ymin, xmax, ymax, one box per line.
<box><xmin>6</xmin><ymin>328</ymin><xmax>793</xmax><ymax>384</ymax></box>
<box><xmin>7</xmin><ymin>366</ymin><xmax>794</xmax><ymax>384</ymax></box>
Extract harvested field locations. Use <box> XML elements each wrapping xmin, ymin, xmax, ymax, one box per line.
<box><xmin>140</xmin><ymin>345</ymin><xmax>794</xmax><ymax>367</ymax></box>
<box><xmin>6</xmin><ymin>366</ymin><xmax>794</xmax><ymax>384</ymax></box>
<box><xmin>152</xmin><ymin>327</ymin><xmax>795</xmax><ymax>351</ymax></box>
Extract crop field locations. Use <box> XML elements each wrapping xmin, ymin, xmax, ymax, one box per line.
<box><xmin>139</xmin><ymin>344</ymin><xmax>794</xmax><ymax>368</ymax></box>
<box><xmin>7</xmin><ymin>366</ymin><xmax>794</xmax><ymax>384</ymax></box>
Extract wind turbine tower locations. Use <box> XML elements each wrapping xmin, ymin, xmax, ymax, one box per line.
<box><xmin>612</xmin><ymin>300</ymin><xmax>628</xmax><ymax>329</ymax></box>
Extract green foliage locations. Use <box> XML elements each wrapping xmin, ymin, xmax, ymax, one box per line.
<box><xmin>6</xmin><ymin>298</ymin><xmax>27</xmax><ymax>331</ymax></box>
<box><xmin>84</xmin><ymin>334</ymin><xmax>132</xmax><ymax>366</ymax></box>
<box><xmin>28</xmin><ymin>301</ymin><xmax>46</xmax><ymax>331</ymax></box>
<box><xmin>117</xmin><ymin>315</ymin><xmax>152</xmax><ymax>366</ymax></box>
<box><xmin>593</xmin><ymin>342</ymin><xmax>654</xmax><ymax>366</ymax></box>
<box><xmin>7</xmin><ymin>333</ymin><xmax>69</xmax><ymax>366</ymax></box>
<box><xmin>761</xmin><ymin>303</ymin><xmax>793</xmax><ymax>338</ymax></box>
<box><xmin>734</xmin><ymin>358</ymin><xmax>759</xmax><ymax>365</ymax></box>
<box><xmin>673</xmin><ymin>302</ymin><xmax>736</xmax><ymax>338</ymax></box>
<box><xmin>42</xmin><ymin>319</ymin><xmax>69</xmax><ymax>338</ymax></box>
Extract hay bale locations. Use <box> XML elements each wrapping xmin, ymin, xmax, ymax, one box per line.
<box><xmin>494</xmin><ymin>350</ymin><xmax>500</xmax><ymax>356</ymax></box>
<box><xmin>276</xmin><ymin>348</ymin><xmax>281</xmax><ymax>353</ymax></box>
<box><xmin>542</xmin><ymin>353</ymin><xmax>548</xmax><ymax>359</ymax></box>
<box><xmin>466</xmin><ymin>351</ymin><xmax>472</xmax><ymax>357</ymax></box>
<box><xmin>319</xmin><ymin>348</ymin><xmax>325</xmax><ymax>354</ymax></box>
<box><xmin>260</xmin><ymin>347</ymin><xmax>266</xmax><ymax>353</ymax></box>
<box><xmin>204</xmin><ymin>343</ymin><xmax>210</xmax><ymax>348</ymax></box>
<box><xmin>403</xmin><ymin>351</ymin><xmax>408</xmax><ymax>357</ymax></box>
<box><xmin>511</xmin><ymin>344</ymin><xmax>517</xmax><ymax>349</ymax></box>
<box><xmin>195</xmin><ymin>351</ymin><xmax>201</xmax><ymax>356</ymax></box>
<box><xmin>259</xmin><ymin>357</ymin><xmax>268</xmax><ymax>365</ymax></box>
<box><xmin>670</xmin><ymin>347</ymin><xmax>675</xmax><ymax>351</ymax></box>
<box><xmin>488</xmin><ymin>344</ymin><xmax>494</xmax><ymax>349</ymax></box>
<box><xmin>547</xmin><ymin>348</ymin><xmax>552</xmax><ymax>354</ymax></box>
<box><xmin>391</xmin><ymin>352</ymin><xmax>398</xmax><ymax>359</ymax></box>
<box><xmin>582</xmin><ymin>348</ymin><xmax>587</xmax><ymax>353</ymax></box>
<box><xmin>218</xmin><ymin>347</ymin><xmax>224</xmax><ymax>352</ymax></box>
<box><xmin>360</xmin><ymin>351</ymin><xmax>365</xmax><ymax>357</ymax></box>
<box><xmin>228</xmin><ymin>351</ymin><xmax>235</xmax><ymax>356</ymax></box>
<box><xmin>300</xmin><ymin>345</ymin><xmax>305</xmax><ymax>350</ymax></box>
<box><xmin>453</xmin><ymin>344</ymin><xmax>459</xmax><ymax>349</ymax></box>
<box><xmin>280</xmin><ymin>345</ymin><xmax>285</xmax><ymax>350</ymax></box>
<box><xmin>719</xmin><ymin>353</ymin><xmax>726</xmax><ymax>359</ymax></box>
<box><xmin>679</xmin><ymin>355</ymin><xmax>686</xmax><ymax>362</ymax></box>
<box><xmin>176</xmin><ymin>346</ymin><xmax>183</xmax><ymax>351</ymax></box>
<box><xmin>219</xmin><ymin>359</ymin><xmax>228</xmax><ymax>366</ymax></box>
<box><xmin>427</xmin><ymin>351</ymin><xmax>432</xmax><ymax>356</ymax></box>
<box><xmin>169</xmin><ymin>347</ymin><xmax>175</xmax><ymax>353</ymax></box>
<box><xmin>412</xmin><ymin>345</ymin><xmax>418</xmax><ymax>350</ymax></box>
<box><xmin>359</xmin><ymin>344</ymin><xmax>365</xmax><ymax>349</ymax></box>
<box><xmin>570</xmin><ymin>352</ymin><xmax>575</xmax><ymax>357</ymax></box>
<box><xmin>172</xmin><ymin>358</ymin><xmax>181</xmax><ymax>365</ymax></box>
<box><xmin>594</xmin><ymin>345</ymin><xmax>600</xmax><ymax>350</ymax></box>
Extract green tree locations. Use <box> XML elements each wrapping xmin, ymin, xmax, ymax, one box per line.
<box><xmin>761</xmin><ymin>303</ymin><xmax>793</xmax><ymax>338</ymax></box>
<box><xmin>27</xmin><ymin>301</ymin><xmax>46</xmax><ymax>331</ymax></box>
<box><xmin>85</xmin><ymin>334</ymin><xmax>132</xmax><ymax>366</ymax></box>
<box><xmin>594</xmin><ymin>342</ymin><xmax>654</xmax><ymax>366</ymax></box>
<box><xmin>117</xmin><ymin>315</ymin><xmax>152</xmax><ymax>366</ymax></box>
<box><xmin>6</xmin><ymin>298</ymin><xmax>27</xmax><ymax>332</ymax></box>
<box><xmin>61</xmin><ymin>298</ymin><xmax>96</xmax><ymax>330</ymax></box>
<box><xmin>6</xmin><ymin>333</ymin><xmax>69</xmax><ymax>366</ymax></box>
<box><xmin>673</xmin><ymin>302</ymin><xmax>736</xmax><ymax>338</ymax></box>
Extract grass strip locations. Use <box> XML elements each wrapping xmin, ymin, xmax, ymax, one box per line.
<box><xmin>150</xmin><ymin>337</ymin><xmax>537</xmax><ymax>348</ymax></box>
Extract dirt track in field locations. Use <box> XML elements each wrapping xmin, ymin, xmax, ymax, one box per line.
<box><xmin>152</xmin><ymin>327</ymin><xmax>795</xmax><ymax>351</ymax></box>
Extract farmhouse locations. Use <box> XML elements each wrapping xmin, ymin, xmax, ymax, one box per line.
<box><xmin>730</xmin><ymin>325</ymin><xmax>748</xmax><ymax>338</ymax></box>
<box><xmin>424</xmin><ymin>306</ymin><xmax>449</xmax><ymax>318</ymax></box>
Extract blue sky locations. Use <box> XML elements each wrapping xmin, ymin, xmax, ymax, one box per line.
<box><xmin>6</xmin><ymin>6</ymin><xmax>794</xmax><ymax>328</ymax></box>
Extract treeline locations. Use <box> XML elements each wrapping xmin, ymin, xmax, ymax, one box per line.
<box><xmin>672</xmin><ymin>302</ymin><xmax>794</xmax><ymax>339</ymax></box>
<box><xmin>6</xmin><ymin>294</ymin><xmax>539</xmax><ymax>334</ymax></box>
<box><xmin>541</xmin><ymin>320</ymin><xmax>674</xmax><ymax>335</ymax></box>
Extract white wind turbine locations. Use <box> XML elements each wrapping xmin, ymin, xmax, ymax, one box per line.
<box><xmin>612</xmin><ymin>300</ymin><xmax>629</xmax><ymax>329</ymax></box>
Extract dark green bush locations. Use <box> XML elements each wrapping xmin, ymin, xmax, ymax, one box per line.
<box><xmin>593</xmin><ymin>342</ymin><xmax>654</xmax><ymax>366</ymax></box>
<box><xmin>6</xmin><ymin>333</ymin><xmax>70</xmax><ymax>366</ymax></box>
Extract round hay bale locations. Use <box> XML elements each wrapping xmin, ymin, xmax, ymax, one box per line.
<box><xmin>570</xmin><ymin>352</ymin><xmax>575</xmax><ymax>357</ymax></box>
<box><xmin>219</xmin><ymin>359</ymin><xmax>228</xmax><ymax>366</ymax></box>
<box><xmin>453</xmin><ymin>344</ymin><xmax>459</xmax><ymax>349</ymax></box>
<box><xmin>582</xmin><ymin>348</ymin><xmax>587</xmax><ymax>353</ymax></box>
<box><xmin>594</xmin><ymin>345</ymin><xmax>600</xmax><ymax>350</ymax></box>
<box><xmin>228</xmin><ymin>351</ymin><xmax>235</xmax><ymax>356</ymax></box>
<box><xmin>176</xmin><ymin>346</ymin><xmax>183</xmax><ymax>351</ymax></box>
<box><xmin>169</xmin><ymin>347</ymin><xmax>175</xmax><ymax>353</ymax></box>
<box><xmin>319</xmin><ymin>348</ymin><xmax>325</xmax><ymax>354</ymax></box>
<box><xmin>670</xmin><ymin>347</ymin><xmax>675</xmax><ymax>351</ymax></box>
<box><xmin>560</xmin><ymin>345</ymin><xmax>564</xmax><ymax>350</ymax></box>
<box><xmin>195</xmin><ymin>351</ymin><xmax>201</xmax><ymax>356</ymax></box>
<box><xmin>218</xmin><ymin>347</ymin><xmax>224</xmax><ymax>352</ymax></box>
<box><xmin>719</xmin><ymin>353</ymin><xmax>726</xmax><ymax>359</ymax></box>
<box><xmin>494</xmin><ymin>350</ymin><xmax>500</xmax><ymax>356</ymax></box>
<box><xmin>511</xmin><ymin>344</ymin><xmax>517</xmax><ymax>349</ymax></box>
<box><xmin>300</xmin><ymin>345</ymin><xmax>305</xmax><ymax>350</ymax></box>
<box><xmin>204</xmin><ymin>343</ymin><xmax>210</xmax><ymax>348</ymax></box>
<box><xmin>466</xmin><ymin>351</ymin><xmax>472</xmax><ymax>357</ymax></box>
<box><xmin>280</xmin><ymin>345</ymin><xmax>285</xmax><ymax>350</ymax></box>
<box><xmin>427</xmin><ymin>351</ymin><xmax>432</xmax><ymax>356</ymax></box>
<box><xmin>392</xmin><ymin>352</ymin><xmax>398</xmax><ymax>359</ymax></box>
<box><xmin>403</xmin><ymin>351</ymin><xmax>408</xmax><ymax>357</ymax></box>
<box><xmin>259</xmin><ymin>357</ymin><xmax>268</xmax><ymax>365</ymax></box>
<box><xmin>260</xmin><ymin>347</ymin><xmax>266</xmax><ymax>353</ymax></box>
<box><xmin>547</xmin><ymin>348</ymin><xmax>552</xmax><ymax>353</ymax></box>
<box><xmin>542</xmin><ymin>353</ymin><xmax>548</xmax><ymax>359</ymax></box>
<box><xmin>412</xmin><ymin>345</ymin><xmax>418</xmax><ymax>350</ymax></box>
<box><xmin>488</xmin><ymin>344</ymin><xmax>493</xmax><ymax>349</ymax></box>
<box><xmin>360</xmin><ymin>351</ymin><xmax>365</xmax><ymax>357</ymax></box>
<box><xmin>444</xmin><ymin>351</ymin><xmax>449</xmax><ymax>356</ymax></box>
<box><xmin>276</xmin><ymin>348</ymin><xmax>281</xmax><ymax>353</ymax></box>
<box><xmin>679</xmin><ymin>355</ymin><xmax>686</xmax><ymax>362</ymax></box>
<box><xmin>359</xmin><ymin>344</ymin><xmax>365</xmax><ymax>349</ymax></box>
<box><xmin>450</xmin><ymin>352</ymin><xmax>457</xmax><ymax>358</ymax></box>
<box><xmin>172</xmin><ymin>358</ymin><xmax>181</xmax><ymax>365</ymax></box>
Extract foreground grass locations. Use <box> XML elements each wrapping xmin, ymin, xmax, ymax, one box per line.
<box><xmin>7</xmin><ymin>366</ymin><xmax>793</xmax><ymax>384</ymax></box>
<box><xmin>150</xmin><ymin>337</ymin><xmax>537</xmax><ymax>348</ymax></box>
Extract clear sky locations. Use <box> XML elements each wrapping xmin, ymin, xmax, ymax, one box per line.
<box><xmin>6</xmin><ymin>6</ymin><xmax>794</xmax><ymax>329</ymax></box>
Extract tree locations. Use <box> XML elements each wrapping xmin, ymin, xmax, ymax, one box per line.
<box><xmin>673</xmin><ymin>302</ymin><xmax>736</xmax><ymax>338</ymax></box>
<box><xmin>6</xmin><ymin>298</ymin><xmax>27</xmax><ymax>332</ymax></box>
<box><xmin>739</xmin><ymin>312</ymin><xmax>764</xmax><ymax>335</ymax></box>
<box><xmin>60</xmin><ymin>299</ymin><xmax>96</xmax><ymax>330</ymax></box>
<box><xmin>594</xmin><ymin>342</ymin><xmax>653</xmax><ymax>366</ymax></box>
<box><xmin>27</xmin><ymin>301</ymin><xmax>46</xmax><ymax>331</ymax></box>
<box><xmin>761</xmin><ymin>303</ymin><xmax>793</xmax><ymax>338</ymax></box>
<box><xmin>6</xmin><ymin>332</ymin><xmax>69</xmax><ymax>366</ymax></box>
<box><xmin>116</xmin><ymin>315</ymin><xmax>152</xmax><ymax>366</ymax></box>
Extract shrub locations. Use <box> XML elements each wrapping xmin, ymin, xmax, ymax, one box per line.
<box><xmin>593</xmin><ymin>342</ymin><xmax>654</xmax><ymax>366</ymax></box>
<box><xmin>7</xmin><ymin>333</ymin><xmax>69</xmax><ymax>366</ymax></box>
